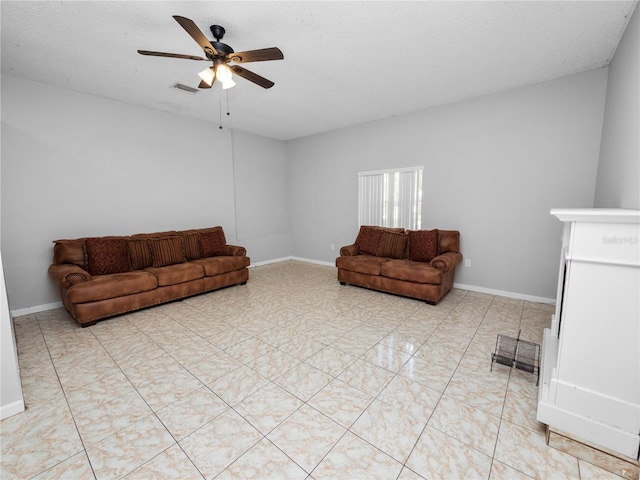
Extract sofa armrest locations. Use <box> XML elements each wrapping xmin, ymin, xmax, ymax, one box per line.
<box><xmin>340</xmin><ymin>244</ymin><xmax>360</xmax><ymax>256</ymax></box>
<box><xmin>49</xmin><ymin>264</ymin><xmax>92</xmax><ymax>288</ymax></box>
<box><xmin>225</xmin><ymin>244</ymin><xmax>247</xmax><ymax>257</ymax></box>
<box><xmin>429</xmin><ymin>252</ymin><xmax>463</xmax><ymax>273</ymax></box>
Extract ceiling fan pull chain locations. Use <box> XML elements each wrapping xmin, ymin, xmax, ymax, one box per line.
<box><xmin>219</xmin><ymin>88</ymin><xmax>223</xmax><ymax>129</ymax></box>
<box><xmin>226</xmin><ymin>90</ymin><xmax>231</xmax><ymax>117</ymax></box>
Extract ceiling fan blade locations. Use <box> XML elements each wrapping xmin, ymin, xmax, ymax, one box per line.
<box><xmin>198</xmin><ymin>79</ymin><xmax>213</xmax><ymax>89</ymax></box>
<box><xmin>172</xmin><ymin>15</ymin><xmax>219</xmax><ymax>57</ymax></box>
<box><xmin>137</xmin><ymin>50</ymin><xmax>207</xmax><ymax>61</ymax></box>
<box><xmin>227</xmin><ymin>47</ymin><xmax>284</xmax><ymax>64</ymax></box>
<box><xmin>230</xmin><ymin>65</ymin><xmax>275</xmax><ymax>89</ymax></box>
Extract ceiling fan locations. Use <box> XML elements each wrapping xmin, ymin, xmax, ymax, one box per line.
<box><xmin>138</xmin><ymin>16</ymin><xmax>283</xmax><ymax>89</ymax></box>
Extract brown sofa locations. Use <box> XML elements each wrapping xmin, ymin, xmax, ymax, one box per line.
<box><xmin>336</xmin><ymin>226</ymin><xmax>462</xmax><ymax>304</ymax></box>
<box><xmin>48</xmin><ymin>226</ymin><xmax>249</xmax><ymax>327</ymax></box>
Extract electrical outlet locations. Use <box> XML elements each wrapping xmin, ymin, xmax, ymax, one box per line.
<box><xmin>331</xmin><ymin>244</ymin><xmax>335</xmax><ymax>251</ymax></box>
<box><xmin>465</xmin><ymin>259</ymin><xmax>471</xmax><ymax>267</ymax></box>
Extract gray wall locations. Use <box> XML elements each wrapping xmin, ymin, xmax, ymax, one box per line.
<box><xmin>0</xmin><ymin>75</ymin><xmax>289</xmax><ymax>310</ymax></box>
<box><xmin>595</xmin><ymin>5</ymin><xmax>639</xmax><ymax>209</ymax></box>
<box><xmin>232</xmin><ymin>129</ymin><xmax>291</xmax><ymax>262</ymax></box>
<box><xmin>287</xmin><ymin>69</ymin><xmax>609</xmax><ymax>300</ymax></box>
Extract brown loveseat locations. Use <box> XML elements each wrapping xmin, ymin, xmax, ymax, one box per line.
<box><xmin>336</xmin><ymin>226</ymin><xmax>462</xmax><ymax>304</ymax></box>
<box><xmin>48</xmin><ymin>226</ymin><xmax>249</xmax><ymax>327</ymax></box>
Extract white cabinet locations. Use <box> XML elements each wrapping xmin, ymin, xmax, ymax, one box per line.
<box><xmin>537</xmin><ymin>208</ymin><xmax>640</xmax><ymax>460</ymax></box>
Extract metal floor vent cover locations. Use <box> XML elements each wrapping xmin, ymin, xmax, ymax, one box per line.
<box><xmin>170</xmin><ymin>83</ymin><xmax>198</xmax><ymax>94</ymax></box>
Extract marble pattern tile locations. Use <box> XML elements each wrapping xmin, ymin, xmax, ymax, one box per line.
<box><xmin>308</xmin><ymin>379</ymin><xmax>374</xmax><ymax>428</ymax></box>
<box><xmin>578</xmin><ymin>459</ymin><xmax>628</xmax><ymax>480</ymax></box>
<box><xmin>179</xmin><ymin>409</ymin><xmax>262</xmax><ymax>479</ymax></box>
<box><xmin>224</xmin><ymin>336</ymin><xmax>275</xmax><ymax>363</ymax></box>
<box><xmin>305</xmin><ymin>346</ymin><xmax>358</xmax><ymax>377</ymax></box>
<box><xmin>361</xmin><ymin>343</ymin><xmax>412</xmax><ymax>373</ymax></box>
<box><xmin>311</xmin><ymin>431</ymin><xmax>403</xmax><ymax>479</ymax></box>
<box><xmin>278</xmin><ymin>334</ymin><xmax>326</xmax><ymax>361</ymax></box>
<box><xmin>216</xmin><ymin>438</ymin><xmax>308</xmax><ymax>479</ymax></box>
<box><xmin>234</xmin><ymin>382</ymin><xmax>304</xmax><ymax>434</ymax></box>
<box><xmin>267</xmin><ymin>404</ymin><xmax>346</xmax><ymax>473</ymax></box>
<box><xmin>1</xmin><ymin>400</ymin><xmax>84</xmax><ymax>480</ymax></box>
<box><xmin>406</xmin><ymin>425</ymin><xmax>493</xmax><ymax>479</ymax></box>
<box><xmin>207</xmin><ymin>364</ymin><xmax>270</xmax><ymax>406</ymax></box>
<box><xmin>156</xmin><ymin>387</ymin><xmax>228</xmax><ymax>440</ymax></box>
<box><xmin>74</xmin><ymin>390</ymin><xmax>152</xmax><ymax>446</ymax></box>
<box><xmin>378</xmin><ymin>374</ymin><xmax>441</xmax><ymax>423</ymax></box>
<box><xmin>338</xmin><ymin>359</ymin><xmax>395</xmax><ymax>396</ymax></box>
<box><xmin>398</xmin><ymin>355</ymin><xmax>455</xmax><ymax>393</ymax></box>
<box><xmin>350</xmin><ymin>399</ymin><xmax>426</xmax><ymax>463</ymax></box>
<box><xmin>124</xmin><ymin>444</ymin><xmax>203</xmax><ymax>479</ymax></box>
<box><xmin>4</xmin><ymin>261</ymin><xmax>596</xmax><ymax>480</ymax></box>
<box><xmin>65</xmin><ymin>371</ymin><xmax>135</xmax><ymax>416</ymax></box>
<box><xmin>444</xmin><ymin>367</ymin><xmax>509</xmax><ymax>417</ymax></box>
<box><xmin>494</xmin><ymin>421</ymin><xmax>580</xmax><ymax>479</ymax></box>
<box><xmin>275</xmin><ymin>362</ymin><xmax>333</xmax><ymax>401</ymax></box>
<box><xmin>247</xmin><ymin>349</ymin><xmax>300</xmax><ymax>380</ymax></box>
<box><xmin>428</xmin><ymin>394</ymin><xmax>500</xmax><ymax>457</ymax></box>
<box><xmin>133</xmin><ymin>367</ymin><xmax>203</xmax><ymax>411</ymax></box>
<box><xmin>489</xmin><ymin>460</ymin><xmax>535</xmax><ymax>479</ymax></box>
<box><xmin>414</xmin><ymin>341</ymin><xmax>464</xmax><ymax>369</ymax></box>
<box><xmin>31</xmin><ymin>452</ymin><xmax>95</xmax><ymax>480</ymax></box>
<box><xmin>87</xmin><ymin>415</ymin><xmax>175</xmax><ymax>480</ymax></box>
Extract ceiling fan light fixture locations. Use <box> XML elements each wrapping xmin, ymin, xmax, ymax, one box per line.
<box><xmin>222</xmin><ymin>78</ymin><xmax>236</xmax><ymax>90</ymax></box>
<box><xmin>198</xmin><ymin>67</ymin><xmax>215</xmax><ymax>86</ymax></box>
<box><xmin>216</xmin><ymin>63</ymin><xmax>235</xmax><ymax>89</ymax></box>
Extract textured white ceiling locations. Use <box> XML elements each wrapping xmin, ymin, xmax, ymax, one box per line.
<box><xmin>1</xmin><ymin>1</ymin><xmax>637</xmax><ymax>140</ymax></box>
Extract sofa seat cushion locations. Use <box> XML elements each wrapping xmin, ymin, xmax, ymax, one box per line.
<box><xmin>336</xmin><ymin>255</ymin><xmax>391</xmax><ymax>276</ymax></box>
<box><xmin>144</xmin><ymin>262</ymin><xmax>204</xmax><ymax>287</ymax></box>
<box><xmin>193</xmin><ymin>256</ymin><xmax>250</xmax><ymax>276</ymax></box>
<box><xmin>381</xmin><ymin>260</ymin><xmax>442</xmax><ymax>285</ymax></box>
<box><xmin>67</xmin><ymin>271</ymin><xmax>158</xmax><ymax>304</ymax></box>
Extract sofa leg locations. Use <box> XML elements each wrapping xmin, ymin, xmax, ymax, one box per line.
<box><xmin>340</xmin><ymin>282</ymin><xmax>346</xmax><ymax>286</ymax></box>
<box><xmin>240</xmin><ymin>281</ymin><xmax>247</xmax><ymax>285</ymax></box>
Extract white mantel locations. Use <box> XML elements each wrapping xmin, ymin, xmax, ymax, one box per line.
<box><xmin>537</xmin><ymin>208</ymin><xmax>640</xmax><ymax>460</ymax></box>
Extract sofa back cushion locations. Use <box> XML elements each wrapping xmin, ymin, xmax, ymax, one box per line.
<box><xmin>199</xmin><ymin>227</ymin><xmax>227</xmax><ymax>257</ymax></box>
<box><xmin>53</xmin><ymin>239</ymin><xmax>87</xmax><ymax>268</ymax></box>
<box><xmin>149</xmin><ymin>236</ymin><xmax>186</xmax><ymax>268</ymax></box>
<box><xmin>355</xmin><ymin>226</ymin><xmax>404</xmax><ymax>256</ymax></box>
<box><xmin>438</xmin><ymin>230</ymin><xmax>460</xmax><ymax>254</ymax></box>
<box><xmin>406</xmin><ymin>229</ymin><xmax>439</xmax><ymax>262</ymax></box>
<box><xmin>377</xmin><ymin>231</ymin><xmax>408</xmax><ymax>259</ymax></box>
<box><xmin>84</xmin><ymin>237</ymin><xmax>132</xmax><ymax>275</ymax></box>
<box><xmin>128</xmin><ymin>239</ymin><xmax>153</xmax><ymax>270</ymax></box>
<box><xmin>181</xmin><ymin>232</ymin><xmax>202</xmax><ymax>260</ymax></box>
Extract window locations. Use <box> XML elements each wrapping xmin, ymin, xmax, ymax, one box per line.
<box><xmin>358</xmin><ymin>166</ymin><xmax>423</xmax><ymax>230</ymax></box>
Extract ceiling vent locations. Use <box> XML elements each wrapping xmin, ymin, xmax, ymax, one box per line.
<box><xmin>170</xmin><ymin>83</ymin><xmax>198</xmax><ymax>94</ymax></box>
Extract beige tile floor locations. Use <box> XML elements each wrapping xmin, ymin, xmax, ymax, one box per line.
<box><xmin>1</xmin><ymin>261</ymin><xmax>622</xmax><ymax>479</ymax></box>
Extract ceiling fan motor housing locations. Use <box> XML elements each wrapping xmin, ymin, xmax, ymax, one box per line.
<box><xmin>209</xmin><ymin>25</ymin><xmax>234</xmax><ymax>55</ymax></box>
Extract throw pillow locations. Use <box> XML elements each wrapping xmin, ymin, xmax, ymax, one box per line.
<box><xmin>407</xmin><ymin>229</ymin><xmax>439</xmax><ymax>262</ymax></box>
<box><xmin>354</xmin><ymin>226</ymin><xmax>385</xmax><ymax>256</ymax></box>
<box><xmin>200</xmin><ymin>228</ymin><xmax>227</xmax><ymax>257</ymax></box>
<box><xmin>378</xmin><ymin>231</ymin><xmax>408</xmax><ymax>259</ymax></box>
<box><xmin>149</xmin><ymin>236</ymin><xmax>186</xmax><ymax>268</ymax></box>
<box><xmin>128</xmin><ymin>239</ymin><xmax>152</xmax><ymax>270</ymax></box>
<box><xmin>181</xmin><ymin>232</ymin><xmax>202</xmax><ymax>260</ymax></box>
<box><xmin>84</xmin><ymin>237</ymin><xmax>132</xmax><ymax>276</ymax></box>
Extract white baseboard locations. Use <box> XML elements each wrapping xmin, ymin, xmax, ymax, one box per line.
<box><xmin>289</xmin><ymin>257</ymin><xmax>335</xmax><ymax>267</ymax></box>
<box><xmin>10</xmin><ymin>262</ymin><xmax>555</xmax><ymax>317</ymax></box>
<box><xmin>251</xmin><ymin>257</ymin><xmax>335</xmax><ymax>268</ymax></box>
<box><xmin>11</xmin><ymin>301</ymin><xmax>63</xmax><ymax>318</ymax></box>
<box><xmin>249</xmin><ymin>257</ymin><xmax>294</xmax><ymax>267</ymax></box>
<box><xmin>0</xmin><ymin>399</ymin><xmax>25</xmax><ymax>420</ymax></box>
<box><xmin>453</xmin><ymin>282</ymin><xmax>555</xmax><ymax>305</ymax></box>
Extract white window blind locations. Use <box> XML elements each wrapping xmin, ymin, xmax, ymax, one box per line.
<box><xmin>358</xmin><ymin>166</ymin><xmax>423</xmax><ymax>230</ymax></box>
